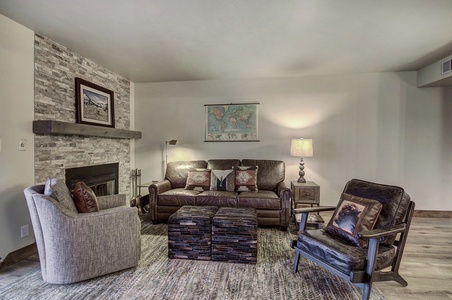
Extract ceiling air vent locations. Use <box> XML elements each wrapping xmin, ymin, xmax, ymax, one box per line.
<box><xmin>442</xmin><ymin>58</ymin><xmax>452</xmax><ymax>75</ymax></box>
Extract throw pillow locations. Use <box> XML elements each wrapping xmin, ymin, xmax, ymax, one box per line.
<box><xmin>72</xmin><ymin>181</ymin><xmax>100</xmax><ymax>213</ymax></box>
<box><xmin>325</xmin><ymin>193</ymin><xmax>382</xmax><ymax>248</ymax></box>
<box><xmin>185</xmin><ymin>169</ymin><xmax>211</xmax><ymax>191</ymax></box>
<box><xmin>44</xmin><ymin>178</ymin><xmax>78</xmax><ymax>212</ymax></box>
<box><xmin>210</xmin><ymin>169</ymin><xmax>235</xmax><ymax>191</ymax></box>
<box><xmin>234</xmin><ymin>166</ymin><xmax>258</xmax><ymax>192</ymax></box>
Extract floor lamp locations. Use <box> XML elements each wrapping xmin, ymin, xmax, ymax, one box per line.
<box><xmin>165</xmin><ymin>140</ymin><xmax>178</xmax><ymax>173</ymax></box>
<box><xmin>290</xmin><ymin>138</ymin><xmax>313</xmax><ymax>183</ymax></box>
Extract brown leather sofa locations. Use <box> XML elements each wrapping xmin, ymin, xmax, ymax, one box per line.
<box><xmin>148</xmin><ymin>159</ymin><xmax>292</xmax><ymax>229</ymax></box>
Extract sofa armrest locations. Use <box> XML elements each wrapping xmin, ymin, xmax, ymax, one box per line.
<box><xmin>148</xmin><ymin>179</ymin><xmax>172</xmax><ymax>220</ymax></box>
<box><xmin>276</xmin><ymin>181</ymin><xmax>292</xmax><ymax>228</ymax></box>
<box><xmin>277</xmin><ymin>181</ymin><xmax>292</xmax><ymax>199</ymax></box>
<box><xmin>149</xmin><ymin>179</ymin><xmax>172</xmax><ymax>195</ymax></box>
<box><xmin>97</xmin><ymin>194</ymin><xmax>127</xmax><ymax>210</ymax></box>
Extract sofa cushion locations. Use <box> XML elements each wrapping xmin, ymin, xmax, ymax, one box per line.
<box><xmin>297</xmin><ymin>229</ymin><xmax>396</xmax><ymax>275</ymax></box>
<box><xmin>196</xmin><ymin>191</ymin><xmax>238</xmax><ymax>207</ymax></box>
<box><xmin>234</xmin><ymin>166</ymin><xmax>258</xmax><ymax>191</ymax></box>
<box><xmin>166</xmin><ymin>161</ymin><xmax>208</xmax><ymax>188</ymax></box>
<box><xmin>241</xmin><ymin>159</ymin><xmax>285</xmax><ymax>191</ymax></box>
<box><xmin>325</xmin><ymin>193</ymin><xmax>382</xmax><ymax>248</ymax></box>
<box><xmin>44</xmin><ymin>178</ymin><xmax>78</xmax><ymax>213</ymax></box>
<box><xmin>158</xmin><ymin>188</ymin><xmax>199</xmax><ymax>206</ymax></box>
<box><xmin>185</xmin><ymin>169</ymin><xmax>211</xmax><ymax>191</ymax></box>
<box><xmin>72</xmin><ymin>181</ymin><xmax>100</xmax><ymax>213</ymax></box>
<box><xmin>237</xmin><ymin>191</ymin><xmax>280</xmax><ymax>209</ymax></box>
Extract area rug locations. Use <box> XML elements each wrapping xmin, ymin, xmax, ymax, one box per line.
<box><xmin>0</xmin><ymin>219</ymin><xmax>386</xmax><ymax>300</ymax></box>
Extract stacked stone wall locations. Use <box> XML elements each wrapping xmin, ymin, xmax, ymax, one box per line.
<box><xmin>34</xmin><ymin>34</ymin><xmax>131</xmax><ymax>195</ymax></box>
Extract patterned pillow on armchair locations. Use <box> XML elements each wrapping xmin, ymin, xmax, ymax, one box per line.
<box><xmin>325</xmin><ymin>193</ymin><xmax>382</xmax><ymax>248</ymax></box>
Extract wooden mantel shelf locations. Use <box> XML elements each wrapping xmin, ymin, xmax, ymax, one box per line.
<box><xmin>33</xmin><ymin>120</ymin><xmax>142</xmax><ymax>139</ymax></box>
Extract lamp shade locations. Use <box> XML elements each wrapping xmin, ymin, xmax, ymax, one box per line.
<box><xmin>290</xmin><ymin>138</ymin><xmax>313</xmax><ymax>157</ymax></box>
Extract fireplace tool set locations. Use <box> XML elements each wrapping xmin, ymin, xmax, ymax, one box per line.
<box><xmin>130</xmin><ymin>168</ymin><xmax>141</xmax><ymax>209</ymax></box>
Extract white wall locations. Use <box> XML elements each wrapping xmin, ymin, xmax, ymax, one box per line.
<box><xmin>134</xmin><ymin>72</ymin><xmax>450</xmax><ymax>210</ymax></box>
<box><xmin>403</xmin><ymin>78</ymin><xmax>450</xmax><ymax>211</ymax></box>
<box><xmin>0</xmin><ymin>15</ymin><xmax>35</xmax><ymax>262</ymax></box>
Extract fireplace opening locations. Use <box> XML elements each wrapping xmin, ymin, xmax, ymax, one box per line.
<box><xmin>65</xmin><ymin>163</ymin><xmax>119</xmax><ymax>196</ymax></box>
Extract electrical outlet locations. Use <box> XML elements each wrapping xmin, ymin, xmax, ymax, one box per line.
<box><xmin>19</xmin><ymin>139</ymin><xmax>27</xmax><ymax>151</ymax></box>
<box><xmin>20</xmin><ymin>224</ymin><xmax>29</xmax><ymax>238</ymax></box>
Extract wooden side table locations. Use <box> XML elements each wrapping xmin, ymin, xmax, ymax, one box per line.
<box><xmin>291</xmin><ymin>181</ymin><xmax>320</xmax><ymax>208</ymax></box>
<box><xmin>291</xmin><ymin>181</ymin><xmax>323</xmax><ymax>229</ymax></box>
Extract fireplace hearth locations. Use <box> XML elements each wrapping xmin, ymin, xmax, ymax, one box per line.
<box><xmin>65</xmin><ymin>163</ymin><xmax>119</xmax><ymax>196</ymax></box>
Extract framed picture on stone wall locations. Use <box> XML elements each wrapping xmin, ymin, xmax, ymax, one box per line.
<box><xmin>75</xmin><ymin>77</ymin><xmax>115</xmax><ymax>128</ymax></box>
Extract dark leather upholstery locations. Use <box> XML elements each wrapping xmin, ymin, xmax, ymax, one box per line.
<box><xmin>165</xmin><ymin>161</ymin><xmax>207</xmax><ymax>188</ymax></box>
<box><xmin>297</xmin><ymin>229</ymin><xmax>396</xmax><ymax>274</ymax></box>
<box><xmin>343</xmin><ymin>179</ymin><xmax>410</xmax><ymax>245</ymax></box>
<box><xmin>148</xmin><ymin>159</ymin><xmax>291</xmax><ymax>228</ymax></box>
<box><xmin>292</xmin><ymin>179</ymin><xmax>415</xmax><ymax>300</ymax></box>
<box><xmin>207</xmin><ymin>159</ymin><xmax>241</xmax><ymax>170</ymax></box>
<box><xmin>196</xmin><ymin>191</ymin><xmax>238</xmax><ymax>207</ymax></box>
<box><xmin>158</xmin><ymin>188</ymin><xmax>199</xmax><ymax>206</ymax></box>
<box><xmin>242</xmin><ymin>159</ymin><xmax>285</xmax><ymax>191</ymax></box>
<box><xmin>237</xmin><ymin>191</ymin><xmax>281</xmax><ymax>209</ymax></box>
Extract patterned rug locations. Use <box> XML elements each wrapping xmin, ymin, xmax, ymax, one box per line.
<box><xmin>0</xmin><ymin>219</ymin><xmax>386</xmax><ymax>300</ymax></box>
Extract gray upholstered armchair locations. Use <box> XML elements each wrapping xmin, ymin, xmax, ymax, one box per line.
<box><xmin>24</xmin><ymin>184</ymin><xmax>141</xmax><ymax>284</ymax></box>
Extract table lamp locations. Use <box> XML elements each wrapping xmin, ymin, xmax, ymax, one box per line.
<box><xmin>290</xmin><ymin>138</ymin><xmax>313</xmax><ymax>183</ymax></box>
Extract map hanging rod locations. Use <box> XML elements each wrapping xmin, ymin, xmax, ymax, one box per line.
<box><xmin>204</xmin><ymin>102</ymin><xmax>260</xmax><ymax>106</ymax></box>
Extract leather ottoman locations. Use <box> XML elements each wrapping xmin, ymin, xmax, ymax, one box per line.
<box><xmin>168</xmin><ymin>205</ymin><xmax>218</xmax><ymax>260</ymax></box>
<box><xmin>212</xmin><ymin>207</ymin><xmax>258</xmax><ymax>264</ymax></box>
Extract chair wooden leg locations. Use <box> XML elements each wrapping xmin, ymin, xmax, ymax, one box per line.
<box><xmin>293</xmin><ymin>250</ymin><xmax>301</xmax><ymax>273</ymax></box>
<box><xmin>387</xmin><ymin>202</ymin><xmax>414</xmax><ymax>288</ymax></box>
<box><xmin>394</xmin><ymin>273</ymin><xmax>408</xmax><ymax>286</ymax></box>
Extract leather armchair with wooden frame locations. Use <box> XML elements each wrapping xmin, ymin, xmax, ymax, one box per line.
<box><xmin>290</xmin><ymin>179</ymin><xmax>415</xmax><ymax>300</ymax></box>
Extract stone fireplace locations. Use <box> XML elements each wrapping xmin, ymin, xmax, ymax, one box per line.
<box><xmin>65</xmin><ymin>163</ymin><xmax>119</xmax><ymax>196</ymax></box>
<box><xmin>33</xmin><ymin>34</ymin><xmax>133</xmax><ymax>196</ymax></box>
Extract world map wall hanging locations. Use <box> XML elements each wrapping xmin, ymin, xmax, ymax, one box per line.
<box><xmin>205</xmin><ymin>103</ymin><xmax>259</xmax><ymax>142</ymax></box>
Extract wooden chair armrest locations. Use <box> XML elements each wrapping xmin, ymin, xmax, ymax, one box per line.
<box><xmin>293</xmin><ymin>206</ymin><xmax>336</xmax><ymax>214</ymax></box>
<box><xmin>358</xmin><ymin>223</ymin><xmax>406</xmax><ymax>239</ymax></box>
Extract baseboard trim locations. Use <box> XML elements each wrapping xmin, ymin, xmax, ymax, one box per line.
<box><xmin>414</xmin><ymin>210</ymin><xmax>452</xmax><ymax>218</ymax></box>
<box><xmin>0</xmin><ymin>243</ymin><xmax>37</xmax><ymax>271</ymax></box>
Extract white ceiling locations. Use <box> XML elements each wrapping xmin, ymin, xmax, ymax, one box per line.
<box><xmin>2</xmin><ymin>0</ymin><xmax>452</xmax><ymax>83</ymax></box>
